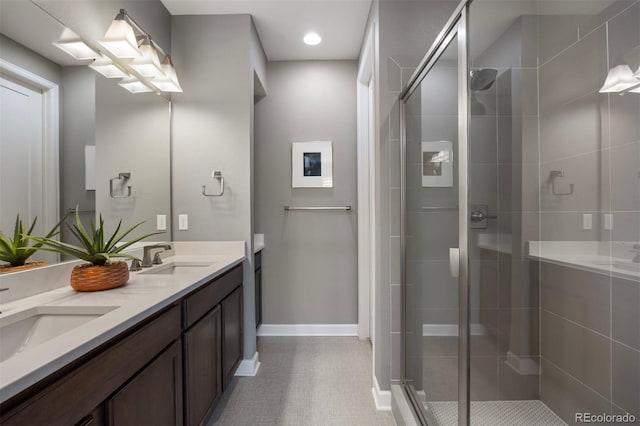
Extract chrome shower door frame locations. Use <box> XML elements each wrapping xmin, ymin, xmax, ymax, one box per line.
<box><xmin>400</xmin><ymin>2</ymin><xmax>472</xmax><ymax>425</ymax></box>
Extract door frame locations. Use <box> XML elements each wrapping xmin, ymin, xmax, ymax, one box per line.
<box><xmin>0</xmin><ymin>58</ymin><xmax>60</xmax><ymax>237</ymax></box>
<box><xmin>357</xmin><ymin>23</ymin><xmax>376</xmax><ymax>343</ymax></box>
<box><xmin>399</xmin><ymin>1</ymin><xmax>471</xmax><ymax>424</ymax></box>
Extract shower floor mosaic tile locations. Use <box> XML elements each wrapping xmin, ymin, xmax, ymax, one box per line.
<box><xmin>425</xmin><ymin>400</ymin><xmax>567</xmax><ymax>426</ymax></box>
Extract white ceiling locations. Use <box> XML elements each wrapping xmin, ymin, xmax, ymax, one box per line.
<box><xmin>160</xmin><ymin>0</ymin><xmax>372</xmax><ymax>61</ymax></box>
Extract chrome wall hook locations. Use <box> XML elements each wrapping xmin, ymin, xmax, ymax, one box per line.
<box><xmin>110</xmin><ymin>172</ymin><xmax>132</xmax><ymax>198</ymax></box>
<box><xmin>550</xmin><ymin>170</ymin><xmax>574</xmax><ymax>196</ymax></box>
<box><xmin>202</xmin><ymin>171</ymin><xmax>225</xmax><ymax>196</ymax></box>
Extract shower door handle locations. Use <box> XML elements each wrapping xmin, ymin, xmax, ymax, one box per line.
<box><xmin>449</xmin><ymin>248</ymin><xmax>460</xmax><ymax>278</ymax></box>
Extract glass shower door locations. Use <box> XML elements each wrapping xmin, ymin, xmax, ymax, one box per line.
<box><xmin>402</xmin><ymin>19</ymin><xmax>467</xmax><ymax>424</ymax></box>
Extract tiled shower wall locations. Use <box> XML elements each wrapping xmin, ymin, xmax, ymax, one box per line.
<box><xmin>535</xmin><ymin>2</ymin><xmax>640</xmax><ymax>424</ymax></box>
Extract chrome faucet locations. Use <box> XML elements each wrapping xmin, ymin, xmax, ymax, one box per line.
<box><xmin>631</xmin><ymin>244</ymin><xmax>640</xmax><ymax>263</ymax></box>
<box><xmin>142</xmin><ymin>244</ymin><xmax>171</xmax><ymax>268</ymax></box>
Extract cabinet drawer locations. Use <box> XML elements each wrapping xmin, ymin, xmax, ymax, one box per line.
<box><xmin>183</xmin><ymin>265</ymin><xmax>242</xmax><ymax>329</ymax></box>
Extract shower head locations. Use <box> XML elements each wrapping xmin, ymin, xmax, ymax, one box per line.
<box><xmin>470</xmin><ymin>69</ymin><xmax>497</xmax><ymax>91</ymax></box>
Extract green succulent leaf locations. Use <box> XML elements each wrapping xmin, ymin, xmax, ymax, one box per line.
<box><xmin>24</xmin><ymin>207</ymin><xmax>164</xmax><ymax>266</ymax></box>
<box><xmin>0</xmin><ymin>213</ymin><xmax>66</xmax><ymax>268</ymax></box>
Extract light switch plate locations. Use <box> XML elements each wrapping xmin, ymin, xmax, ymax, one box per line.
<box><xmin>178</xmin><ymin>214</ymin><xmax>188</xmax><ymax>230</ymax></box>
<box><xmin>156</xmin><ymin>214</ymin><xmax>167</xmax><ymax>231</ymax></box>
<box><xmin>604</xmin><ymin>213</ymin><xmax>613</xmax><ymax>230</ymax></box>
<box><xmin>582</xmin><ymin>213</ymin><xmax>592</xmax><ymax>230</ymax></box>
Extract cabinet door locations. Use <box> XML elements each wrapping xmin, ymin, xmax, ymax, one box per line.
<box><xmin>183</xmin><ymin>306</ymin><xmax>222</xmax><ymax>426</ymax></box>
<box><xmin>107</xmin><ymin>340</ymin><xmax>183</xmax><ymax>426</ymax></box>
<box><xmin>222</xmin><ymin>286</ymin><xmax>243</xmax><ymax>389</ymax></box>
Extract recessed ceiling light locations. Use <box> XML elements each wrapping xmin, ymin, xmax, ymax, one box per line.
<box><xmin>303</xmin><ymin>32</ymin><xmax>322</xmax><ymax>46</ymax></box>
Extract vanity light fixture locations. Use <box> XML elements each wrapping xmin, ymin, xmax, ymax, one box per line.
<box><xmin>118</xmin><ymin>75</ymin><xmax>153</xmax><ymax>93</ymax></box>
<box><xmin>599</xmin><ymin>64</ymin><xmax>640</xmax><ymax>93</ymax></box>
<box><xmin>150</xmin><ymin>56</ymin><xmax>183</xmax><ymax>93</ymax></box>
<box><xmin>98</xmin><ymin>10</ymin><xmax>142</xmax><ymax>59</ymax></box>
<box><xmin>54</xmin><ymin>9</ymin><xmax>181</xmax><ymax>95</ymax></box>
<box><xmin>53</xmin><ymin>28</ymin><xmax>100</xmax><ymax>60</ymax></box>
<box><xmin>303</xmin><ymin>32</ymin><xmax>322</xmax><ymax>46</ymax></box>
<box><xmin>129</xmin><ymin>36</ymin><xmax>164</xmax><ymax>78</ymax></box>
<box><xmin>88</xmin><ymin>54</ymin><xmax>129</xmax><ymax>79</ymax></box>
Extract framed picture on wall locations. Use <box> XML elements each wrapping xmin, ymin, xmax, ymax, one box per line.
<box><xmin>292</xmin><ymin>141</ymin><xmax>333</xmax><ymax>188</ymax></box>
<box><xmin>421</xmin><ymin>141</ymin><xmax>453</xmax><ymax>187</ymax></box>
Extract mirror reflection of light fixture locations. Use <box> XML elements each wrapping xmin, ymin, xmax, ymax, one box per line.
<box><xmin>88</xmin><ymin>54</ymin><xmax>129</xmax><ymax>79</ymax></box>
<box><xmin>599</xmin><ymin>65</ymin><xmax>640</xmax><ymax>93</ymax></box>
<box><xmin>53</xmin><ymin>28</ymin><xmax>100</xmax><ymax>60</ymax></box>
<box><xmin>98</xmin><ymin>10</ymin><xmax>142</xmax><ymax>59</ymax></box>
<box><xmin>118</xmin><ymin>75</ymin><xmax>153</xmax><ymax>93</ymax></box>
<box><xmin>151</xmin><ymin>56</ymin><xmax>183</xmax><ymax>93</ymax></box>
<box><xmin>129</xmin><ymin>37</ymin><xmax>164</xmax><ymax>78</ymax></box>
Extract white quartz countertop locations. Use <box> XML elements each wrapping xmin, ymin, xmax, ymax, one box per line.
<box><xmin>0</xmin><ymin>241</ymin><xmax>245</xmax><ymax>403</ymax></box>
<box><xmin>528</xmin><ymin>241</ymin><xmax>640</xmax><ymax>282</ymax></box>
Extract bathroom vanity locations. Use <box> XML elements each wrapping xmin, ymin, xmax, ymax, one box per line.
<box><xmin>0</xmin><ymin>242</ymin><xmax>245</xmax><ymax>425</ymax></box>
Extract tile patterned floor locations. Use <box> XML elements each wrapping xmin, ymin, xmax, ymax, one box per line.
<box><xmin>425</xmin><ymin>400</ymin><xmax>567</xmax><ymax>426</ymax></box>
<box><xmin>207</xmin><ymin>336</ymin><xmax>396</xmax><ymax>426</ymax></box>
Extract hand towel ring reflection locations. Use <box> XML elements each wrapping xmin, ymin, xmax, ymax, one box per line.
<box><xmin>202</xmin><ymin>171</ymin><xmax>224</xmax><ymax>196</ymax></box>
<box><xmin>550</xmin><ymin>170</ymin><xmax>574</xmax><ymax>196</ymax></box>
<box><xmin>110</xmin><ymin>172</ymin><xmax>132</xmax><ymax>198</ymax></box>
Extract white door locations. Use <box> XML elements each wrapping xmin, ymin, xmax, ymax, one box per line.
<box><xmin>0</xmin><ymin>75</ymin><xmax>46</xmax><ymax>258</ymax></box>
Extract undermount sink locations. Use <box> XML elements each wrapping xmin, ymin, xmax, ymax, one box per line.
<box><xmin>139</xmin><ymin>262</ymin><xmax>215</xmax><ymax>275</ymax></box>
<box><xmin>0</xmin><ymin>305</ymin><xmax>117</xmax><ymax>362</ymax></box>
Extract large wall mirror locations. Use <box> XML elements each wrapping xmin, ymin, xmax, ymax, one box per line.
<box><xmin>0</xmin><ymin>0</ymin><xmax>172</xmax><ymax>265</ymax></box>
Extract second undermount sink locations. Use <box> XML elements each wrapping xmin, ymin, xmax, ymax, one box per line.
<box><xmin>139</xmin><ymin>261</ymin><xmax>215</xmax><ymax>275</ymax></box>
<box><xmin>0</xmin><ymin>305</ymin><xmax>118</xmax><ymax>362</ymax></box>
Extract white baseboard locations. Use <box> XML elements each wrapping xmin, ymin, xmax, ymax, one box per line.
<box><xmin>235</xmin><ymin>351</ymin><xmax>260</xmax><ymax>376</ymax></box>
<box><xmin>505</xmin><ymin>350</ymin><xmax>539</xmax><ymax>375</ymax></box>
<box><xmin>372</xmin><ymin>376</ymin><xmax>392</xmax><ymax>411</ymax></box>
<box><xmin>422</xmin><ymin>323</ymin><xmax>487</xmax><ymax>337</ymax></box>
<box><xmin>257</xmin><ymin>324</ymin><xmax>358</xmax><ymax>336</ymax></box>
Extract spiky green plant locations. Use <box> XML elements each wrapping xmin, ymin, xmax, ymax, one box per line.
<box><xmin>29</xmin><ymin>207</ymin><xmax>163</xmax><ymax>266</ymax></box>
<box><xmin>0</xmin><ymin>215</ymin><xmax>63</xmax><ymax>267</ymax></box>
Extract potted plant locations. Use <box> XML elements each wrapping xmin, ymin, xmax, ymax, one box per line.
<box><xmin>0</xmin><ymin>215</ymin><xmax>63</xmax><ymax>273</ymax></box>
<box><xmin>29</xmin><ymin>208</ymin><xmax>162</xmax><ymax>292</ymax></box>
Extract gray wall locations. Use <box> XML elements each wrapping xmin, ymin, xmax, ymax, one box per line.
<box><xmin>94</xmin><ymin>77</ymin><xmax>171</xmax><ymax>240</ymax></box>
<box><xmin>254</xmin><ymin>60</ymin><xmax>358</xmax><ymax>324</ymax></box>
<box><xmin>60</xmin><ymin>67</ymin><xmax>96</xmax><ymax>243</ymax></box>
<box><xmin>171</xmin><ymin>14</ymin><xmax>267</xmax><ymax>360</ymax></box>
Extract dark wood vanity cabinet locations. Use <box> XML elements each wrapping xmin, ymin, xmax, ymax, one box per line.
<box><xmin>107</xmin><ymin>339</ymin><xmax>183</xmax><ymax>426</ymax></box>
<box><xmin>222</xmin><ymin>286</ymin><xmax>243</xmax><ymax>389</ymax></box>
<box><xmin>0</xmin><ymin>264</ymin><xmax>244</xmax><ymax>426</ymax></box>
<box><xmin>183</xmin><ymin>306</ymin><xmax>222</xmax><ymax>425</ymax></box>
<box><xmin>182</xmin><ymin>265</ymin><xmax>243</xmax><ymax>425</ymax></box>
